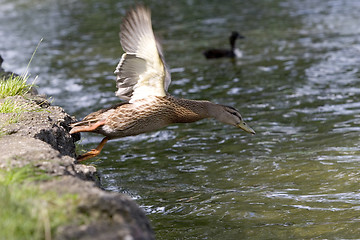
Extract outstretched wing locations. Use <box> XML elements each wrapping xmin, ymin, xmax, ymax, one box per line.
<box><xmin>114</xmin><ymin>5</ymin><xmax>171</xmax><ymax>103</ymax></box>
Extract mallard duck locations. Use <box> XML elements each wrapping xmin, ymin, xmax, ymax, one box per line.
<box><xmin>70</xmin><ymin>6</ymin><xmax>255</xmax><ymax>162</ymax></box>
<box><xmin>203</xmin><ymin>31</ymin><xmax>245</xmax><ymax>59</ymax></box>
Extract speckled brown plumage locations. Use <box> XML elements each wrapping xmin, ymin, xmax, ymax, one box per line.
<box><xmin>71</xmin><ymin>96</ymin><xmax>211</xmax><ymax>138</ymax></box>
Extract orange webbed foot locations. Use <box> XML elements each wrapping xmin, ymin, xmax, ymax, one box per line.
<box><xmin>75</xmin><ymin>137</ymin><xmax>109</xmax><ymax>163</ymax></box>
<box><xmin>76</xmin><ymin>149</ymin><xmax>101</xmax><ymax>162</ymax></box>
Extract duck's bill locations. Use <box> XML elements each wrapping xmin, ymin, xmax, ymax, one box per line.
<box><xmin>237</xmin><ymin>122</ymin><xmax>255</xmax><ymax>135</ymax></box>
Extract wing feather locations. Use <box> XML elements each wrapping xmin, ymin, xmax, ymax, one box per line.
<box><xmin>114</xmin><ymin>5</ymin><xmax>171</xmax><ymax>102</ymax></box>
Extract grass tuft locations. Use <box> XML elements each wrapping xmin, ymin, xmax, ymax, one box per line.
<box><xmin>0</xmin><ymin>98</ymin><xmax>28</xmax><ymax>114</ymax></box>
<box><xmin>0</xmin><ymin>98</ymin><xmax>29</xmax><ymax>128</ymax></box>
<box><xmin>0</xmin><ymin>38</ymin><xmax>42</xmax><ymax>99</ymax></box>
<box><xmin>0</xmin><ymin>166</ymin><xmax>80</xmax><ymax>240</ymax></box>
<box><xmin>0</xmin><ymin>74</ymin><xmax>35</xmax><ymax>98</ymax></box>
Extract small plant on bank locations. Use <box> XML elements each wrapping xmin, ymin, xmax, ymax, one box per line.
<box><xmin>0</xmin><ymin>98</ymin><xmax>28</xmax><ymax>114</ymax></box>
<box><xmin>0</xmin><ymin>73</ymin><xmax>36</xmax><ymax>98</ymax></box>
<box><xmin>0</xmin><ymin>98</ymin><xmax>29</xmax><ymax>130</ymax></box>
<box><xmin>0</xmin><ymin>166</ymin><xmax>81</xmax><ymax>240</ymax></box>
<box><xmin>0</xmin><ymin>39</ymin><xmax>45</xmax><ymax>133</ymax></box>
<box><xmin>0</xmin><ymin>38</ymin><xmax>42</xmax><ymax>99</ymax></box>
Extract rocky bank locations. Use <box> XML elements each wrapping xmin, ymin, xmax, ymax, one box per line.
<box><xmin>0</xmin><ymin>61</ymin><xmax>154</xmax><ymax>239</ymax></box>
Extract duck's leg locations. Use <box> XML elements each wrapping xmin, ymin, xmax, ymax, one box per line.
<box><xmin>76</xmin><ymin>137</ymin><xmax>109</xmax><ymax>162</ymax></box>
<box><xmin>69</xmin><ymin>120</ymin><xmax>106</xmax><ymax>134</ymax></box>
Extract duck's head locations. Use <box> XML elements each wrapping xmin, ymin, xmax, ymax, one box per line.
<box><xmin>210</xmin><ymin>104</ymin><xmax>255</xmax><ymax>134</ymax></box>
<box><xmin>231</xmin><ymin>31</ymin><xmax>245</xmax><ymax>40</ymax></box>
<box><xmin>229</xmin><ymin>32</ymin><xmax>245</xmax><ymax>50</ymax></box>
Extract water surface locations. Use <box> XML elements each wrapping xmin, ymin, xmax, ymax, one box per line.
<box><xmin>1</xmin><ymin>0</ymin><xmax>360</xmax><ymax>238</ymax></box>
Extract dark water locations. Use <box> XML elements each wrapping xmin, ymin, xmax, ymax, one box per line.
<box><xmin>2</xmin><ymin>0</ymin><xmax>360</xmax><ymax>238</ymax></box>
